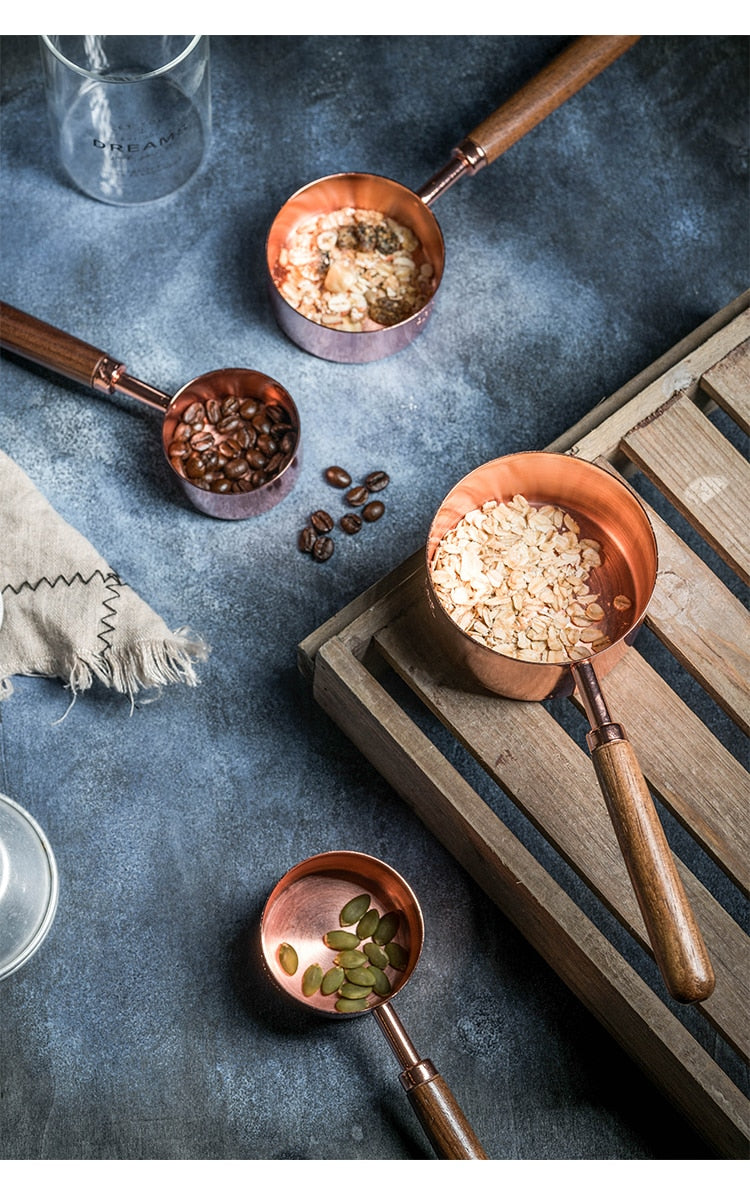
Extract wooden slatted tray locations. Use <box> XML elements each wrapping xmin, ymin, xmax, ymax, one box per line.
<box><xmin>298</xmin><ymin>293</ymin><xmax>750</xmax><ymax>1158</ymax></box>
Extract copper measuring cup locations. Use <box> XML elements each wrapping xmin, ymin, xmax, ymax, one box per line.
<box><xmin>425</xmin><ymin>452</ymin><xmax>715</xmax><ymax>1005</ymax></box>
<box><xmin>266</xmin><ymin>35</ymin><xmax>639</xmax><ymax>363</ymax></box>
<box><xmin>259</xmin><ymin>850</ymin><xmax>487</xmax><ymax>1160</ymax></box>
<box><xmin>0</xmin><ymin>302</ymin><xmax>301</xmax><ymax>520</ymax></box>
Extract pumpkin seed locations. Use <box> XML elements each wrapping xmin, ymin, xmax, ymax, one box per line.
<box><xmin>345</xmin><ymin>966</ymin><xmax>376</xmax><ymax>987</ymax></box>
<box><xmin>339</xmin><ymin>893</ymin><xmax>371</xmax><ymax>926</ymax></box>
<box><xmin>278</xmin><ymin>942</ymin><xmax>298</xmax><ymax>975</ymax></box>
<box><xmin>334</xmin><ymin>949</ymin><xmax>368</xmax><ymax>969</ymax></box>
<box><xmin>302</xmin><ymin>963</ymin><xmax>323</xmax><ymax>996</ymax></box>
<box><xmin>363</xmin><ymin>941</ymin><xmax>389</xmax><ymax>969</ymax></box>
<box><xmin>373</xmin><ymin>911</ymin><xmax>399</xmax><ymax>945</ymax></box>
<box><xmin>385</xmin><ymin>940</ymin><xmax>409</xmax><ymax>971</ymax></box>
<box><xmin>335</xmin><ymin>997</ymin><xmax>368</xmax><ymax>1013</ymax></box>
<box><xmin>321</xmin><ymin>966</ymin><xmax>345</xmax><ymax>995</ymax></box>
<box><xmin>339</xmin><ymin>981</ymin><xmax>373</xmax><ymax>1000</ymax></box>
<box><xmin>356</xmin><ymin>908</ymin><xmax>380</xmax><ymax>939</ymax></box>
<box><xmin>323</xmin><ymin>930</ymin><xmax>360</xmax><ymax>950</ymax></box>
<box><xmin>370</xmin><ymin>966</ymin><xmax>391</xmax><ymax>996</ymax></box>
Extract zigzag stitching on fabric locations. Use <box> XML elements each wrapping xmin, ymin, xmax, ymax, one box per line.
<box><xmin>1</xmin><ymin>569</ymin><xmax>124</xmax><ymax>657</ymax></box>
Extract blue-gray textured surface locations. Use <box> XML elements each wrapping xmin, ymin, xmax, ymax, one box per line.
<box><xmin>0</xmin><ymin>34</ymin><xmax>748</xmax><ymax>1162</ymax></box>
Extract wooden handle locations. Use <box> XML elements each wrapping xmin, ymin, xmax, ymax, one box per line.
<box><xmin>406</xmin><ymin>1072</ymin><xmax>487</xmax><ymax>1159</ymax></box>
<box><xmin>0</xmin><ymin>300</ymin><xmax>115</xmax><ymax>389</ymax></box>
<box><xmin>590</xmin><ymin>737</ymin><xmax>715</xmax><ymax>1003</ymax></box>
<box><xmin>466</xmin><ymin>35</ymin><xmax>639</xmax><ymax>165</ymax></box>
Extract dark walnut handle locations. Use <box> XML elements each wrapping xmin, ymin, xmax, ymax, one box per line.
<box><xmin>0</xmin><ymin>300</ymin><xmax>120</xmax><ymax>389</ymax></box>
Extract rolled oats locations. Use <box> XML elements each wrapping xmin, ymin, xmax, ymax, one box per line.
<box><xmin>430</xmin><ymin>495</ymin><xmax>623</xmax><ymax>664</ymax></box>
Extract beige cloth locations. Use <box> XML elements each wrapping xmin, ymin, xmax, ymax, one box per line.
<box><xmin>0</xmin><ymin>448</ymin><xmax>208</xmax><ymax>705</ymax></box>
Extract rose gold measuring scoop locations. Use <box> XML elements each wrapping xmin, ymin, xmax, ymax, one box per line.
<box><xmin>266</xmin><ymin>36</ymin><xmax>639</xmax><ymax>363</ymax></box>
<box><xmin>0</xmin><ymin>302</ymin><xmax>301</xmax><ymax>520</ymax></box>
<box><xmin>260</xmin><ymin>850</ymin><xmax>487</xmax><ymax>1160</ymax></box>
<box><xmin>425</xmin><ymin>452</ymin><xmax>715</xmax><ymax>1005</ymax></box>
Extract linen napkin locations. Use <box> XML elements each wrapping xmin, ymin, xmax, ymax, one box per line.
<box><xmin>0</xmin><ymin>448</ymin><xmax>208</xmax><ymax>706</ymax></box>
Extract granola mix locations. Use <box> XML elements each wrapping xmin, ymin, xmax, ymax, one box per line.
<box><xmin>274</xmin><ymin>207</ymin><xmax>435</xmax><ymax>332</ymax></box>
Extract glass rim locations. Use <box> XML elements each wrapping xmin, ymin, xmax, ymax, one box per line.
<box><xmin>40</xmin><ymin>34</ymin><xmax>204</xmax><ymax>83</ymax></box>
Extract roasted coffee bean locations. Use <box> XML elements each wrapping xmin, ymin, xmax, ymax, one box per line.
<box><xmin>340</xmin><ymin>513</ymin><xmax>362</xmax><ymax>535</ymax></box>
<box><xmin>205</xmin><ymin>398</ymin><xmax>222</xmax><ymax>424</ymax></box>
<box><xmin>362</xmin><ymin>500</ymin><xmax>385</xmax><ymax>523</ymax></box>
<box><xmin>345</xmin><ymin>485</ymin><xmax>369</xmax><ymax>507</ymax></box>
<box><xmin>363</xmin><ymin>470</ymin><xmax>389</xmax><ymax>492</ymax></box>
<box><xmin>324</xmin><ymin>465</ymin><xmax>352</xmax><ymax>489</ymax></box>
<box><xmin>183</xmin><ymin>401</ymin><xmax>204</xmax><ymax>424</ymax></box>
<box><xmin>189</xmin><ymin>431</ymin><xmax>214</xmax><ymax>452</ymax></box>
<box><xmin>312</xmin><ymin>536</ymin><xmax>334</xmax><ymax>561</ymax></box>
<box><xmin>184</xmin><ymin>454</ymin><xmax>206</xmax><ymax>479</ymax></box>
<box><xmin>166</xmin><ymin>393</ymin><xmax>296</xmax><ymax>495</ymax></box>
<box><xmin>224</xmin><ymin>457</ymin><xmax>250</xmax><ymax>479</ymax></box>
<box><xmin>256</xmin><ymin>433</ymin><xmax>277</xmax><ymax>456</ymax></box>
<box><xmin>298</xmin><ymin>527</ymin><xmax>317</xmax><ymax>553</ymax></box>
<box><xmin>311</xmin><ymin>509</ymin><xmax>334</xmax><ymax>533</ymax></box>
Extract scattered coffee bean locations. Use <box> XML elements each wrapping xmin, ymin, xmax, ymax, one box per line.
<box><xmin>363</xmin><ymin>470</ymin><xmax>389</xmax><ymax>492</ymax></box>
<box><xmin>312</xmin><ymin>536</ymin><xmax>334</xmax><ymax>561</ymax></box>
<box><xmin>345</xmin><ymin>485</ymin><xmax>369</xmax><ymax>507</ymax></box>
<box><xmin>324</xmin><ymin>465</ymin><xmax>352</xmax><ymax>488</ymax></box>
<box><xmin>340</xmin><ymin>513</ymin><xmax>362</xmax><ymax>535</ymax></box>
<box><xmin>298</xmin><ymin>526</ymin><xmax>317</xmax><ymax>553</ymax></box>
<box><xmin>311</xmin><ymin>509</ymin><xmax>334</xmax><ymax>533</ymax></box>
<box><xmin>362</xmin><ymin>500</ymin><xmax>385</xmax><ymax>523</ymax></box>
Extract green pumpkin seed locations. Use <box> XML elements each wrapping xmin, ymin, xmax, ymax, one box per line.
<box><xmin>385</xmin><ymin>941</ymin><xmax>409</xmax><ymax>971</ymax></box>
<box><xmin>301</xmin><ymin>963</ymin><xmax>323</xmax><ymax>997</ymax></box>
<box><xmin>335</xmin><ymin>997</ymin><xmax>368</xmax><ymax>1013</ymax></box>
<box><xmin>373</xmin><ymin>911</ymin><xmax>400</xmax><ymax>945</ymax></box>
<box><xmin>370</xmin><ymin>966</ymin><xmax>392</xmax><ymax>996</ymax></box>
<box><xmin>339</xmin><ymin>981</ymin><xmax>373</xmax><ymax>1000</ymax></box>
<box><xmin>339</xmin><ymin>893</ymin><xmax>371</xmax><ymax>926</ymax></box>
<box><xmin>321</xmin><ymin>966</ymin><xmax>345</xmax><ymax>995</ymax></box>
<box><xmin>345</xmin><ymin>966</ymin><xmax>376</xmax><ymax>987</ymax></box>
<box><xmin>356</xmin><ymin>908</ymin><xmax>380</xmax><ymax>939</ymax></box>
<box><xmin>278</xmin><ymin>942</ymin><xmax>298</xmax><ymax>975</ymax></box>
<box><xmin>323</xmin><ymin>930</ymin><xmax>360</xmax><ymax>950</ymax></box>
<box><xmin>363</xmin><ymin>941</ymin><xmax>389</xmax><ymax>969</ymax></box>
<box><xmin>334</xmin><ymin>949</ymin><xmax>368</xmax><ymax>969</ymax></box>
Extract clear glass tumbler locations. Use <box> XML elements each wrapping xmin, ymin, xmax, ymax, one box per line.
<box><xmin>40</xmin><ymin>35</ymin><xmax>211</xmax><ymax>204</ymax></box>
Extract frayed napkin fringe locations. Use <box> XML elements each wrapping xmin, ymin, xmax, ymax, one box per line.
<box><xmin>0</xmin><ymin>627</ymin><xmax>210</xmax><ymax>710</ymax></box>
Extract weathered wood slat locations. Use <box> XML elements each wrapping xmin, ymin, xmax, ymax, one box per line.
<box><xmin>313</xmin><ymin>636</ymin><xmax>750</xmax><ymax>1157</ymax></box>
<box><xmin>622</xmin><ymin>392</ymin><xmax>750</xmax><ymax>585</ymax></box>
<box><xmin>643</xmin><ymin>498</ymin><xmax>750</xmax><ymax>736</ymax></box>
<box><xmin>700</xmin><ymin>338</ymin><xmax>750</xmax><ymax>436</ymax></box>
<box><xmin>569</xmin><ymin>308</ymin><xmax>750</xmax><ymax>465</ymax></box>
